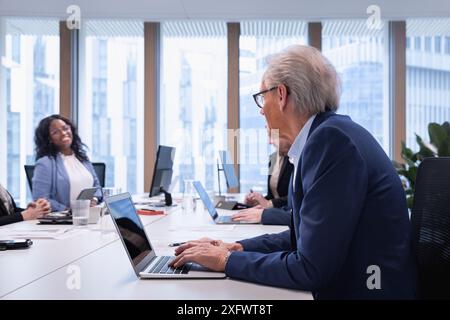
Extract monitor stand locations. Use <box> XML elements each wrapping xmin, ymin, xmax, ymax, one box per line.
<box><xmin>160</xmin><ymin>187</ymin><xmax>173</xmax><ymax>206</ymax></box>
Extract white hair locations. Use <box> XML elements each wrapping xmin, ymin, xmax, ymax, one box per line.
<box><xmin>263</xmin><ymin>45</ymin><xmax>341</xmax><ymax>115</ymax></box>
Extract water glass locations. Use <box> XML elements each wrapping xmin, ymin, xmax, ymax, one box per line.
<box><xmin>71</xmin><ymin>199</ymin><xmax>90</xmax><ymax>226</ymax></box>
<box><xmin>181</xmin><ymin>180</ymin><xmax>196</xmax><ymax>213</ymax></box>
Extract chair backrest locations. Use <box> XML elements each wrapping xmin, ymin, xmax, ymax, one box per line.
<box><xmin>92</xmin><ymin>162</ymin><xmax>106</xmax><ymax>188</ymax></box>
<box><xmin>24</xmin><ymin>165</ymin><xmax>35</xmax><ymax>192</ymax></box>
<box><xmin>410</xmin><ymin>157</ymin><xmax>450</xmax><ymax>299</ymax></box>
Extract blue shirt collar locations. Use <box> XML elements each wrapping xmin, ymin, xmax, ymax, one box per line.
<box><xmin>287</xmin><ymin>114</ymin><xmax>316</xmax><ymax>168</ymax></box>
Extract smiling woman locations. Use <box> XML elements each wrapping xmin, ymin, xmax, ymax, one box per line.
<box><xmin>31</xmin><ymin>115</ymin><xmax>103</xmax><ymax>211</ymax></box>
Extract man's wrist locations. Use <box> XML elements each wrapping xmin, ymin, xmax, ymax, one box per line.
<box><xmin>227</xmin><ymin>242</ymin><xmax>244</xmax><ymax>252</ymax></box>
<box><xmin>223</xmin><ymin>250</ymin><xmax>232</xmax><ymax>268</ymax></box>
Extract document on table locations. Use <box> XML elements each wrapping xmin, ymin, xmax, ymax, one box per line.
<box><xmin>0</xmin><ymin>227</ymin><xmax>87</xmax><ymax>239</ymax></box>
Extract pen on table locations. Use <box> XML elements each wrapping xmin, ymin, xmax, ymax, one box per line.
<box><xmin>168</xmin><ymin>241</ymin><xmax>186</xmax><ymax>247</ymax></box>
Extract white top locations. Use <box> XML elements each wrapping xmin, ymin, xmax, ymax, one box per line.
<box><xmin>61</xmin><ymin>153</ymin><xmax>94</xmax><ymax>203</ymax></box>
<box><xmin>287</xmin><ymin>115</ymin><xmax>316</xmax><ymax>190</ymax></box>
<box><xmin>269</xmin><ymin>154</ymin><xmax>282</xmax><ymax>198</ymax></box>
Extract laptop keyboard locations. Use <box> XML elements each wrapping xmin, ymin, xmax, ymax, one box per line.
<box><xmin>147</xmin><ymin>256</ymin><xmax>191</xmax><ymax>274</ymax></box>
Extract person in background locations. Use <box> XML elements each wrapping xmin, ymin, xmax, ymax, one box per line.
<box><xmin>0</xmin><ymin>183</ymin><xmax>50</xmax><ymax>226</ymax></box>
<box><xmin>232</xmin><ymin>127</ymin><xmax>293</xmax><ymax>225</ymax></box>
<box><xmin>32</xmin><ymin>115</ymin><xmax>102</xmax><ymax>212</ymax></box>
<box><xmin>244</xmin><ymin>143</ymin><xmax>292</xmax><ymax>209</ymax></box>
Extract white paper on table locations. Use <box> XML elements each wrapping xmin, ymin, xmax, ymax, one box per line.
<box><xmin>0</xmin><ymin>227</ymin><xmax>88</xmax><ymax>239</ymax></box>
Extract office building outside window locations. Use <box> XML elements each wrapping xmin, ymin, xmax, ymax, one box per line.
<box><xmin>322</xmin><ymin>20</ymin><xmax>390</xmax><ymax>155</ymax></box>
<box><xmin>406</xmin><ymin>19</ymin><xmax>450</xmax><ymax>151</ymax></box>
<box><xmin>239</xmin><ymin>21</ymin><xmax>307</xmax><ymax>193</ymax></box>
<box><xmin>160</xmin><ymin>21</ymin><xmax>227</xmax><ymax>192</ymax></box>
<box><xmin>78</xmin><ymin>20</ymin><xmax>144</xmax><ymax>194</ymax></box>
<box><xmin>0</xmin><ymin>18</ymin><xmax>59</xmax><ymax>205</ymax></box>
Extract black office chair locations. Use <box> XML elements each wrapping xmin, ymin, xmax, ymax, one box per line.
<box><xmin>24</xmin><ymin>165</ymin><xmax>35</xmax><ymax>192</ymax></box>
<box><xmin>410</xmin><ymin>157</ymin><xmax>450</xmax><ymax>299</ymax></box>
<box><xmin>92</xmin><ymin>162</ymin><xmax>106</xmax><ymax>188</ymax></box>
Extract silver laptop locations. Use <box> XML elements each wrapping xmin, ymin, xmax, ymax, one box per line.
<box><xmin>193</xmin><ymin>181</ymin><xmax>257</xmax><ymax>225</ymax></box>
<box><xmin>105</xmin><ymin>193</ymin><xmax>225</xmax><ymax>279</ymax></box>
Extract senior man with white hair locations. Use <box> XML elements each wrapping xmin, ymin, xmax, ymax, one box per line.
<box><xmin>170</xmin><ymin>45</ymin><xmax>417</xmax><ymax>300</ymax></box>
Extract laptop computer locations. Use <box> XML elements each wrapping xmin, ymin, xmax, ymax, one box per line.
<box><xmin>38</xmin><ymin>187</ymin><xmax>101</xmax><ymax>224</ymax></box>
<box><xmin>105</xmin><ymin>192</ymin><xmax>225</xmax><ymax>279</ymax></box>
<box><xmin>215</xmin><ymin>150</ymin><xmax>249</xmax><ymax>210</ymax></box>
<box><xmin>193</xmin><ymin>181</ymin><xmax>257</xmax><ymax>225</ymax></box>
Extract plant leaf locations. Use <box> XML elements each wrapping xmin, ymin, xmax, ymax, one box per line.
<box><xmin>407</xmin><ymin>195</ymin><xmax>414</xmax><ymax>210</ymax></box>
<box><xmin>416</xmin><ymin>134</ymin><xmax>435</xmax><ymax>158</ymax></box>
<box><xmin>401</xmin><ymin>141</ymin><xmax>414</xmax><ymax>160</ymax></box>
<box><xmin>443</xmin><ymin>121</ymin><xmax>450</xmax><ymax>137</ymax></box>
<box><xmin>429</xmin><ymin>123</ymin><xmax>450</xmax><ymax>156</ymax></box>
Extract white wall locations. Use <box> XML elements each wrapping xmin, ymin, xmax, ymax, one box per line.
<box><xmin>0</xmin><ymin>0</ymin><xmax>449</xmax><ymax>20</ymax></box>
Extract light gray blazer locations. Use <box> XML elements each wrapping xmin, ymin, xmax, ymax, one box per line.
<box><xmin>32</xmin><ymin>154</ymin><xmax>102</xmax><ymax>211</ymax></box>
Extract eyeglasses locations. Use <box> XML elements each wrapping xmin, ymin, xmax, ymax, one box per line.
<box><xmin>50</xmin><ymin>125</ymin><xmax>71</xmax><ymax>136</ymax></box>
<box><xmin>252</xmin><ymin>86</ymin><xmax>277</xmax><ymax>109</ymax></box>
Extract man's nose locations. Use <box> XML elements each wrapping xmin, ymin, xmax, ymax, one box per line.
<box><xmin>259</xmin><ymin>107</ymin><xmax>265</xmax><ymax>116</ymax></box>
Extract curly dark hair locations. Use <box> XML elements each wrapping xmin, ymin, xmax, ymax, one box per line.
<box><xmin>34</xmin><ymin>114</ymin><xmax>89</xmax><ymax>162</ymax></box>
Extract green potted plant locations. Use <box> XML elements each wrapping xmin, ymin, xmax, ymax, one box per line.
<box><xmin>393</xmin><ymin>121</ymin><xmax>450</xmax><ymax>209</ymax></box>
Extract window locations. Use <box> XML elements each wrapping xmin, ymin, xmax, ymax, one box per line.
<box><xmin>239</xmin><ymin>21</ymin><xmax>307</xmax><ymax>193</ymax></box>
<box><xmin>414</xmin><ymin>36</ymin><xmax>422</xmax><ymax>50</ymax></box>
<box><xmin>434</xmin><ymin>36</ymin><xmax>441</xmax><ymax>53</ymax></box>
<box><xmin>0</xmin><ymin>18</ymin><xmax>59</xmax><ymax>205</ymax></box>
<box><xmin>425</xmin><ymin>36</ymin><xmax>432</xmax><ymax>52</ymax></box>
<box><xmin>160</xmin><ymin>21</ymin><xmax>227</xmax><ymax>192</ymax></box>
<box><xmin>406</xmin><ymin>19</ymin><xmax>450</xmax><ymax>151</ymax></box>
<box><xmin>445</xmin><ymin>37</ymin><xmax>450</xmax><ymax>54</ymax></box>
<box><xmin>322</xmin><ymin>20</ymin><xmax>390</xmax><ymax>154</ymax></box>
<box><xmin>78</xmin><ymin>20</ymin><xmax>144</xmax><ymax>194</ymax></box>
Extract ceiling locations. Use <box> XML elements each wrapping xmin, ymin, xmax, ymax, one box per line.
<box><xmin>0</xmin><ymin>0</ymin><xmax>449</xmax><ymax>20</ymax></box>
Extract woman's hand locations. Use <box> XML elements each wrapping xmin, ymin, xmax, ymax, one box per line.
<box><xmin>90</xmin><ymin>197</ymin><xmax>99</xmax><ymax>207</ymax></box>
<box><xmin>244</xmin><ymin>191</ymin><xmax>261</xmax><ymax>206</ymax></box>
<box><xmin>22</xmin><ymin>198</ymin><xmax>51</xmax><ymax>220</ymax></box>
<box><xmin>245</xmin><ymin>192</ymin><xmax>272</xmax><ymax>208</ymax></box>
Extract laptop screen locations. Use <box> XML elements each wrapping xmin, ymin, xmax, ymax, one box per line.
<box><xmin>107</xmin><ymin>195</ymin><xmax>153</xmax><ymax>267</ymax></box>
<box><xmin>219</xmin><ymin>150</ymin><xmax>239</xmax><ymax>189</ymax></box>
<box><xmin>193</xmin><ymin>181</ymin><xmax>219</xmax><ymax>220</ymax></box>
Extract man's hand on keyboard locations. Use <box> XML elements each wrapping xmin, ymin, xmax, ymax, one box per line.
<box><xmin>169</xmin><ymin>243</ymin><xmax>231</xmax><ymax>272</ymax></box>
<box><xmin>174</xmin><ymin>237</ymin><xmax>242</xmax><ymax>255</ymax></box>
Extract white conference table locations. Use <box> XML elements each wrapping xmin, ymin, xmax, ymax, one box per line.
<box><xmin>1</xmin><ymin>194</ymin><xmax>312</xmax><ymax>300</ymax></box>
<box><xmin>0</xmin><ymin>206</ymin><xmax>168</xmax><ymax>298</ymax></box>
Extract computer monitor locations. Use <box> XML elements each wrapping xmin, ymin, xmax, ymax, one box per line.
<box><xmin>219</xmin><ymin>150</ymin><xmax>239</xmax><ymax>189</ymax></box>
<box><xmin>149</xmin><ymin>145</ymin><xmax>176</xmax><ymax>198</ymax></box>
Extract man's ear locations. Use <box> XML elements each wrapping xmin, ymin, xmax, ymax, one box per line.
<box><xmin>277</xmin><ymin>85</ymin><xmax>289</xmax><ymax>112</ymax></box>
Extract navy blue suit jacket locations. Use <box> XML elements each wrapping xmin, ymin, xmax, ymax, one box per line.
<box><xmin>261</xmin><ymin>206</ymin><xmax>291</xmax><ymax>226</ymax></box>
<box><xmin>225</xmin><ymin>112</ymin><xmax>417</xmax><ymax>299</ymax></box>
